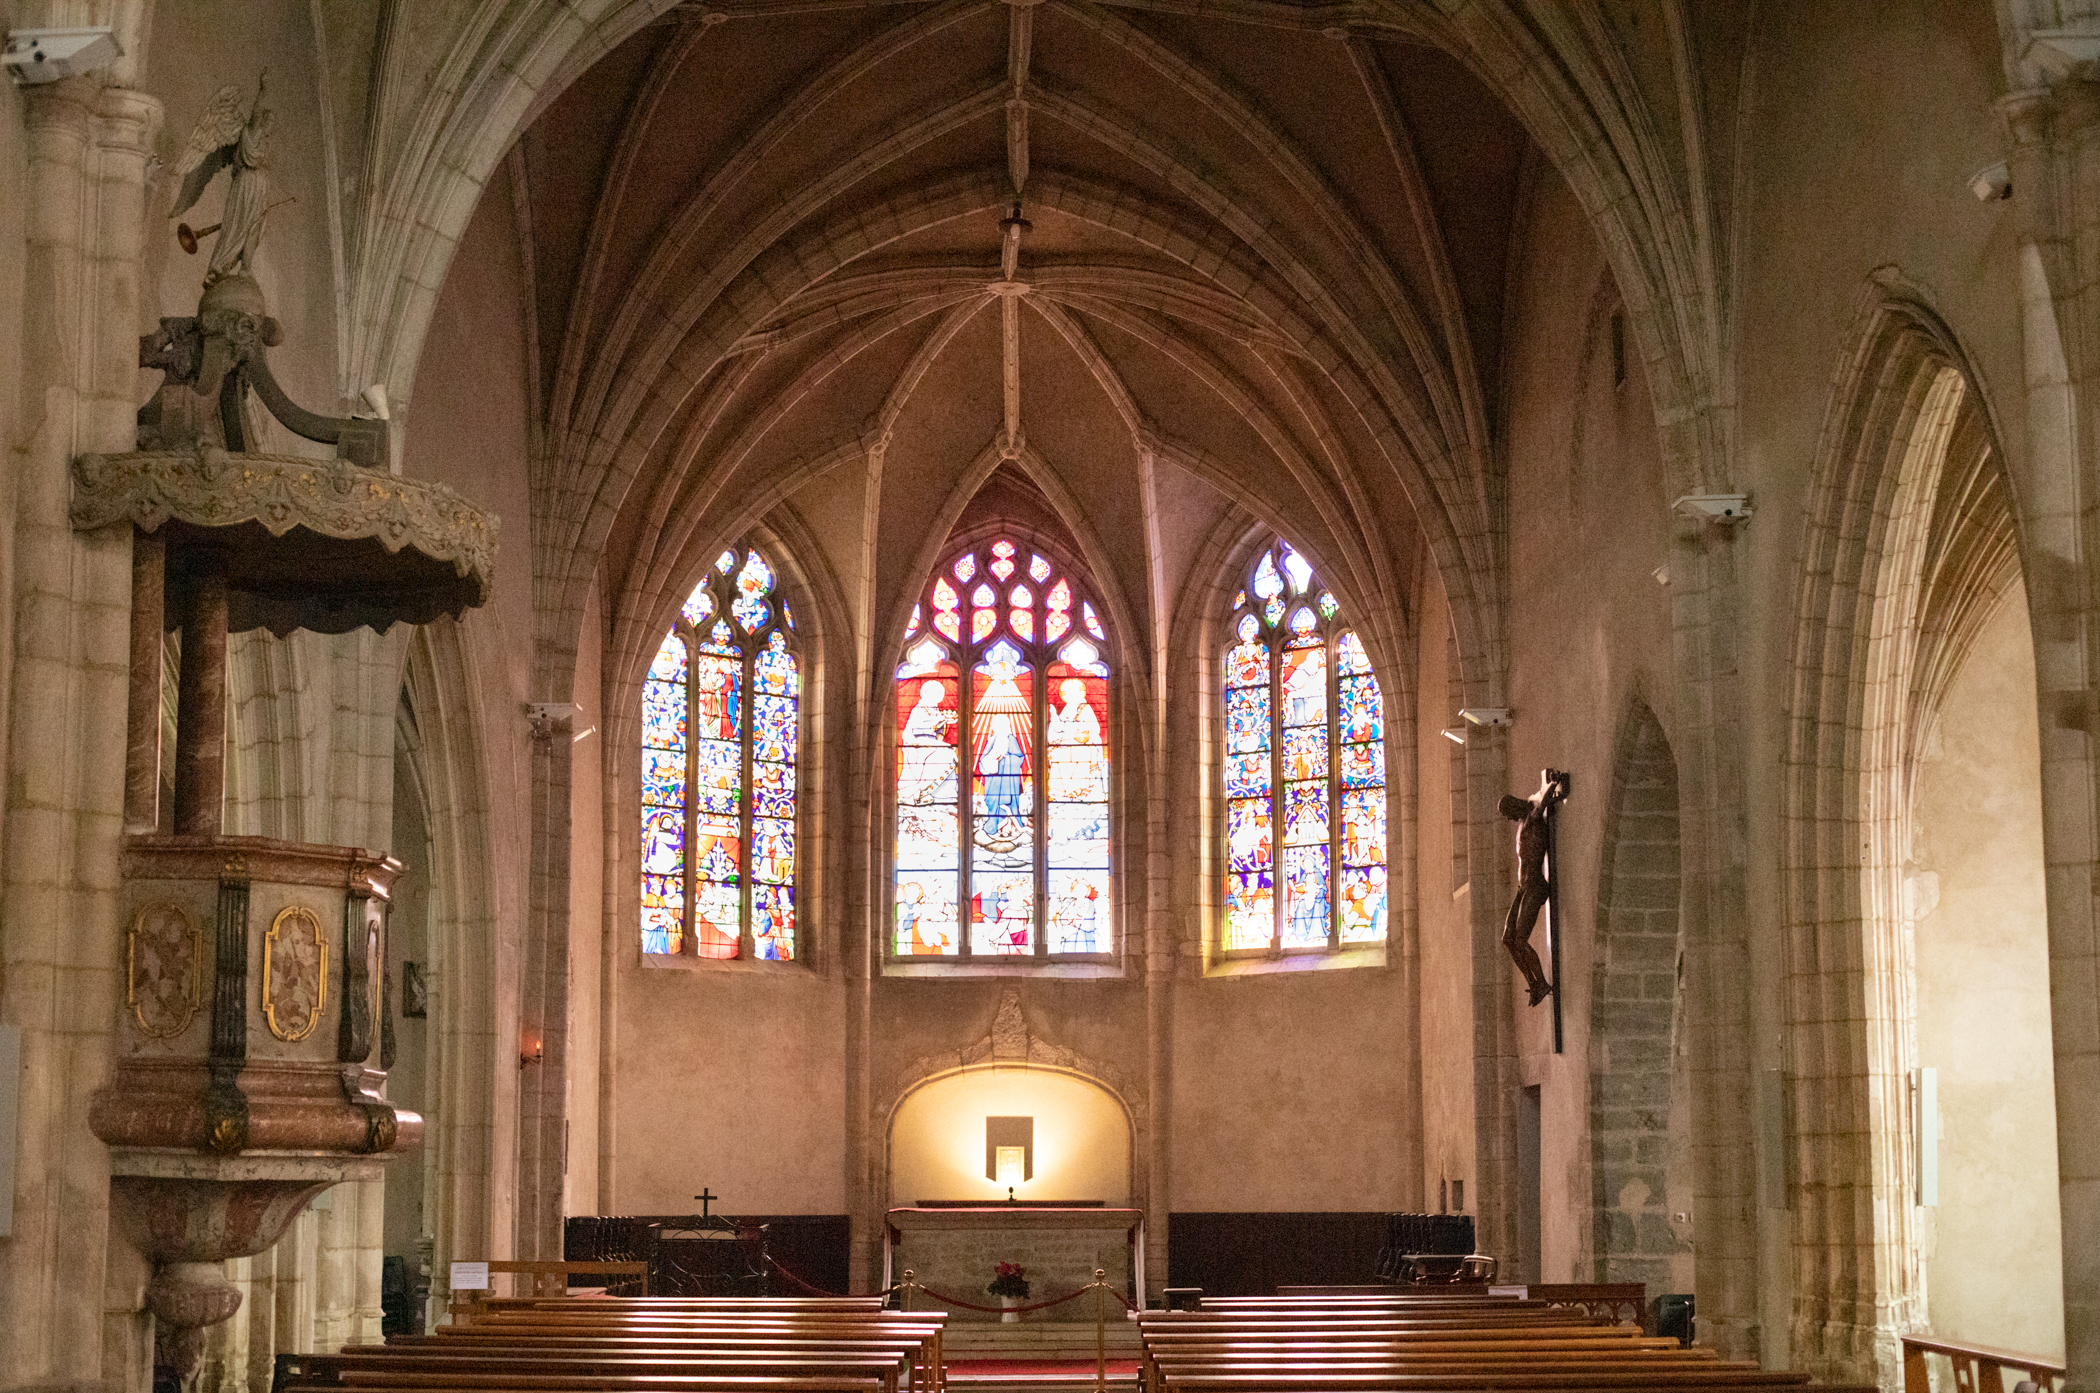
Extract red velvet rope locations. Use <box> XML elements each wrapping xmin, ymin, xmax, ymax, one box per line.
<box><xmin>760</xmin><ymin>1252</ymin><xmax>897</xmax><ymax>1301</ymax></box>
<box><xmin>912</xmin><ymin>1281</ymin><xmax>1137</xmax><ymax>1315</ymax></box>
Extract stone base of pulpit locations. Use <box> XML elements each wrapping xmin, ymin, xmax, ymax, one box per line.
<box><xmin>886</xmin><ymin>1207</ymin><xmax>1142</xmax><ymax>1323</ymax></box>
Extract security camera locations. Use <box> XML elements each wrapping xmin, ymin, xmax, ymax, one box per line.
<box><xmin>3</xmin><ymin>28</ymin><xmax>123</xmax><ymax>85</ymax></box>
<box><xmin>1673</xmin><ymin>493</ymin><xmax>1753</xmax><ymax>524</ymax></box>
<box><xmin>1458</xmin><ymin>707</ymin><xmax>1512</xmax><ymax>728</ymax></box>
<box><xmin>1968</xmin><ymin>161</ymin><xmax>2012</xmax><ymax>202</ymax></box>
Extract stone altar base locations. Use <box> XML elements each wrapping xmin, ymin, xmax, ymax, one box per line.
<box><xmin>887</xmin><ymin>1207</ymin><xmax>1141</xmax><ymax>1324</ymax></box>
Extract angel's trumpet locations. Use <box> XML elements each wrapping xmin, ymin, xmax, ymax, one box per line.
<box><xmin>174</xmin><ymin>196</ymin><xmax>294</xmax><ymax>256</ymax></box>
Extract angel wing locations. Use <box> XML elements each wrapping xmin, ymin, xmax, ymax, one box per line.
<box><xmin>169</xmin><ymin>84</ymin><xmax>248</xmax><ymax>219</ymax></box>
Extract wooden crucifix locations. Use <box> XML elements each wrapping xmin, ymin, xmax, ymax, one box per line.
<box><xmin>1500</xmin><ymin>768</ymin><xmax>1571</xmax><ymax>1034</ymax></box>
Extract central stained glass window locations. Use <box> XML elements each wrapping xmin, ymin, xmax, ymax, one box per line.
<box><xmin>641</xmin><ymin>546</ymin><xmax>799</xmax><ymax>960</ymax></box>
<box><xmin>1221</xmin><ymin>539</ymin><xmax>1388</xmax><ymax>953</ymax></box>
<box><xmin>893</xmin><ymin>537</ymin><xmax>1112</xmax><ymax>958</ymax></box>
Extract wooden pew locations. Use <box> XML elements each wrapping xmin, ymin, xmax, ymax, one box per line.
<box><xmin>278</xmin><ymin>1296</ymin><xmax>950</xmax><ymax>1393</ymax></box>
<box><xmin>1131</xmin><ymin>1292</ymin><xmax>1828</xmax><ymax>1393</ymax></box>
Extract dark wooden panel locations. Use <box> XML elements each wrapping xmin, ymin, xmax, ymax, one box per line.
<box><xmin>1167</xmin><ymin>1212</ymin><xmax>1391</xmax><ymax>1298</ymax></box>
<box><xmin>566</xmin><ymin>1214</ymin><xmax>853</xmax><ymax>1297</ymax></box>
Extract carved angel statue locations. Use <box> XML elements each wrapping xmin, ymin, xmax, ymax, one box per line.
<box><xmin>170</xmin><ymin>75</ymin><xmax>274</xmax><ymax>284</ymax></box>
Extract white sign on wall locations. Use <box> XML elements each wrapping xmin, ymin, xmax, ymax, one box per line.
<box><xmin>450</xmin><ymin>1261</ymin><xmax>490</xmax><ymax>1291</ymax></box>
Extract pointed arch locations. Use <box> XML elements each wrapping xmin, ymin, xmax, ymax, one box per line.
<box><xmin>1587</xmin><ymin>696</ymin><xmax>1687</xmax><ymax>1289</ymax></box>
<box><xmin>1782</xmin><ymin>282</ymin><xmax>2022</xmax><ymax>1383</ymax></box>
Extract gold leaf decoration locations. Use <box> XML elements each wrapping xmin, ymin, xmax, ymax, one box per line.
<box><xmin>263</xmin><ymin>905</ymin><xmax>327</xmax><ymax>1042</ymax></box>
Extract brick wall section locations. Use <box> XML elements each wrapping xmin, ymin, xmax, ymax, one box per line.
<box><xmin>1587</xmin><ymin>700</ymin><xmax>1686</xmax><ymax>1288</ymax></box>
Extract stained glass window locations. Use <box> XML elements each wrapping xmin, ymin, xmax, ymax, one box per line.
<box><xmin>639</xmin><ymin>545</ymin><xmax>799</xmax><ymax>960</ymax></box>
<box><xmin>894</xmin><ymin>537</ymin><xmax>1113</xmax><ymax>958</ymax></box>
<box><xmin>1220</xmin><ymin>540</ymin><xmax>1387</xmax><ymax>953</ymax></box>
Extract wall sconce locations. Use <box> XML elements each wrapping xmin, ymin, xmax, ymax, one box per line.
<box><xmin>521</xmin><ymin>1028</ymin><xmax>544</xmax><ymax>1067</ymax></box>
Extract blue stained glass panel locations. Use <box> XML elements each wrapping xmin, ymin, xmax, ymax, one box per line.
<box><xmin>757</xmin><ymin>636</ymin><xmax>798</xmax><ymax>695</ymax></box>
<box><xmin>1283</xmin><ymin>780</ymin><xmax>1329</xmax><ymax>845</ymax></box>
<box><xmin>1224</xmin><ymin>636</ymin><xmax>1268</xmax><ymax>690</ymax></box>
<box><xmin>692</xmin><ymin>653</ymin><xmax>740</xmax><ymax>740</ymax></box>
<box><xmin>1225</xmin><ymin>752</ymin><xmax>1271</xmax><ymax>798</ymax></box>
<box><xmin>753</xmin><ymin>885</ymin><xmax>794</xmax><ymax>960</ymax></box>
<box><xmin>896</xmin><ymin>871</ymin><xmax>958</xmax><ymax>955</ymax></box>
<box><xmin>1336</xmin><ymin>629</ymin><xmax>1372</xmax><ymax>675</ymax></box>
<box><xmin>1281</xmin><ymin>645</ymin><xmax>1327</xmax><ymax>727</ymax></box>
<box><xmin>1227</xmin><ymin>798</ymin><xmax>1273</xmax><ymax>872</ymax></box>
<box><xmin>1281</xmin><ymin>844</ymin><xmax>1331</xmax><ymax>947</ymax></box>
<box><xmin>1253</xmin><ymin>551</ymin><xmax>1285</xmax><ymax>600</ymax></box>
<box><xmin>1048</xmin><ymin>869</ymin><xmax>1108</xmax><ymax>953</ymax></box>
<box><xmin>1338</xmin><ymin>742</ymin><xmax>1386</xmax><ymax>789</ymax></box>
<box><xmin>751</xmin><ymin>760</ymin><xmax>794</xmax><ymax>819</ymax></box>
<box><xmin>732</xmin><ymin>592</ymin><xmax>768</xmax><ymax>632</ymax></box>
<box><xmin>1341</xmin><ymin>790</ymin><xmax>1386</xmax><ymax>865</ymax></box>
<box><xmin>1281</xmin><ymin>726</ymin><xmax>1328</xmax><ymax>781</ymax></box>
<box><xmin>692</xmin><ymin>881</ymin><xmax>739</xmax><ymax>958</ymax></box>
<box><xmin>1083</xmin><ymin>601</ymin><xmax>1105</xmax><ymax>640</ymax></box>
<box><xmin>1263</xmin><ymin>595</ymin><xmax>1285</xmax><ymax>627</ymax></box>
<box><xmin>650</xmin><ymin>632</ymin><xmax>686</xmax><ymax>682</ymax></box>
<box><xmin>643</xmin><ymin>686</ymin><xmax>686</xmax><ymax>752</ymax></box>
<box><xmin>682</xmin><ymin>586</ymin><xmax>715</xmax><ymax>627</ymax></box>
<box><xmin>752</xmin><ymin>818</ymin><xmax>794</xmax><ymax>884</ymax></box>
<box><xmin>1339</xmin><ymin>676</ymin><xmax>1382</xmax><ymax>744</ymax></box>
<box><xmin>1224</xmin><ymin>871</ymin><xmax>1273</xmax><ymax>951</ymax></box>
<box><xmin>1225</xmin><ymin>687</ymin><xmax>1270</xmax><ymax>753</ymax></box>
<box><xmin>1338</xmin><ymin>865</ymin><xmax>1387</xmax><ymax>943</ymax></box>
<box><xmin>971</xmin><ymin>872</ymin><xmax>1034</xmax><ymax>954</ymax></box>
<box><xmin>641</xmin><ymin>905</ymin><xmax>679</xmax><ymax>955</ymax></box>
<box><xmin>641</xmin><ymin>808</ymin><xmax>684</xmax><ymax>876</ymax></box>
<box><xmin>642</xmin><ymin>747</ymin><xmax>684</xmax><ymax>807</ymax></box>
<box><xmin>695</xmin><ymin>740</ymin><xmax>740</xmax><ymax>815</ymax></box>
<box><xmin>754</xmin><ymin>695</ymin><xmax>797</xmax><ymax>759</ymax></box>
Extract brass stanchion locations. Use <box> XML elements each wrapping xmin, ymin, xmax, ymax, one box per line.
<box><xmin>1093</xmin><ymin>1267</ymin><xmax>1108</xmax><ymax>1393</ymax></box>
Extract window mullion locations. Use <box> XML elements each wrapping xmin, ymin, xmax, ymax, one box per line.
<box><xmin>1327</xmin><ymin>626</ymin><xmax>1340</xmax><ymax>950</ymax></box>
<box><xmin>681</xmin><ymin>622</ymin><xmax>697</xmax><ymax>957</ymax></box>
<box><xmin>741</xmin><ymin>646</ymin><xmax>756</xmax><ymax>960</ymax></box>
<box><xmin>959</xmin><ymin>646</ymin><xmax>974</xmax><ymax>960</ymax></box>
<box><xmin>1270</xmin><ymin>625</ymin><xmax>1284</xmax><ymax>954</ymax></box>
<box><xmin>1035</xmin><ymin>659</ymin><xmax>1049</xmax><ymax>957</ymax></box>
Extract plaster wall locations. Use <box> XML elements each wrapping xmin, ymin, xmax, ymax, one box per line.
<box><xmin>1169</xmin><ymin>966</ymin><xmax>1412</xmax><ymax>1212</ymax></box>
<box><xmin>889</xmin><ymin>1068</ymin><xmax>1130</xmax><ymax>1206</ymax></box>
<box><xmin>611</xmin><ymin>965</ymin><xmax>849</xmax><ymax>1214</ymax></box>
<box><xmin>1496</xmin><ymin>163</ymin><xmax>1675</xmax><ymax>1283</ymax></box>
<box><xmin>1911</xmin><ymin>586</ymin><xmax>2064</xmax><ymax>1359</ymax></box>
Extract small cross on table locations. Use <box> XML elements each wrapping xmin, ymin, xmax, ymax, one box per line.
<box><xmin>695</xmin><ymin>1188</ymin><xmax>717</xmax><ymax>1218</ymax></box>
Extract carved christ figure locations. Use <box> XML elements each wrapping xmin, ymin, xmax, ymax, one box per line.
<box><xmin>1500</xmin><ymin>768</ymin><xmax>1571</xmax><ymax>1006</ymax></box>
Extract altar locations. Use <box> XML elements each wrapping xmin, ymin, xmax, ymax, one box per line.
<box><xmin>884</xmin><ymin>1206</ymin><xmax>1144</xmax><ymax>1322</ymax></box>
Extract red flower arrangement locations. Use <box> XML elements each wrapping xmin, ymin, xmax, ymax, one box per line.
<box><xmin>987</xmin><ymin>1261</ymin><xmax>1030</xmax><ymax>1298</ymax></box>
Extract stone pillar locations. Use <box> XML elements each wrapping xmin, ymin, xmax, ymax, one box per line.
<box><xmin>518</xmin><ymin>698</ymin><xmax>573</xmax><ymax>1261</ymax></box>
<box><xmin>0</xmin><ymin>72</ymin><xmax>160</xmax><ymax>1388</ymax></box>
<box><xmin>2001</xmin><ymin>77</ymin><xmax>2100</xmax><ymax>1392</ymax></box>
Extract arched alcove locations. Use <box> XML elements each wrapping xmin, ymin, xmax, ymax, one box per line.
<box><xmin>1586</xmin><ymin>699</ymin><xmax>1689</xmax><ymax>1291</ymax></box>
<box><xmin>887</xmin><ymin>1068</ymin><xmax>1132</xmax><ymax>1208</ymax></box>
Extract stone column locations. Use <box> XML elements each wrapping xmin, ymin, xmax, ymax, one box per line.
<box><xmin>0</xmin><ymin>72</ymin><xmax>160</xmax><ymax>1388</ymax></box>
<box><xmin>2001</xmin><ymin>77</ymin><xmax>2100</xmax><ymax>1392</ymax></box>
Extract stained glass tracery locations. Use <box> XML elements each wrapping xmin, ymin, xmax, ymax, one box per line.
<box><xmin>895</xmin><ymin>537</ymin><xmax>1113</xmax><ymax>959</ymax></box>
<box><xmin>1220</xmin><ymin>540</ymin><xmax>1387</xmax><ymax>954</ymax></box>
<box><xmin>639</xmin><ymin>545</ymin><xmax>799</xmax><ymax>960</ymax></box>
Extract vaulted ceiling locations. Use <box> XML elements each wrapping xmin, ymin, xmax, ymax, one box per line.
<box><xmin>502</xmin><ymin>0</ymin><xmax>1542</xmax><ymax>685</ymax></box>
